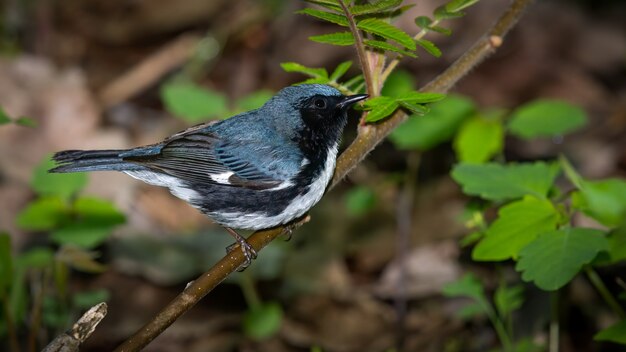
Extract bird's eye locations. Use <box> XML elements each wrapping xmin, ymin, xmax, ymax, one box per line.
<box><xmin>314</xmin><ymin>98</ymin><xmax>327</xmax><ymax>109</ymax></box>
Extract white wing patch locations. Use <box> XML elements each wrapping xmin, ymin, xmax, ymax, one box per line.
<box><xmin>210</xmin><ymin>171</ymin><xmax>234</xmax><ymax>184</ymax></box>
<box><xmin>125</xmin><ymin>170</ymin><xmax>200</xmax><ymax>204</ymax></box>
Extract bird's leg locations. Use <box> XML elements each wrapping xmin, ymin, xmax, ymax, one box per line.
<box><xmin>224</xmin><ymin>227</ymin><xmax>257</xmax><ymax>269</ymax></box>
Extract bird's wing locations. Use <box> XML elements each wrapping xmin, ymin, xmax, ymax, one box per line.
<box><xmin>121</xmin><ymin>126</ymin><xmax>302</xmax><ymax>190</ymax></box>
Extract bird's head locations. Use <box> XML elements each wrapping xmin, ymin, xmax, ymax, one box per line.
<box><xmin>265</xmin><ymin>84</ymin><xmax>367</xmax><ymax>149</ymax></box>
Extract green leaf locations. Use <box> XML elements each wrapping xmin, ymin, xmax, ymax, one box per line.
<box><xmin>434</xmin><ymin>5</ymin><xmax>466</xmax><ymax>20</ymax></box>
<box><xmin>516</xmin><ymin>228</ymin><xmax>608</xmax><ymax>290</ymax></box>
<box><xmin>243</xmin><ymin>302</ymin><xmax>283</xmax><ymax>339</ymax></box>
<box><xmin>280</xmin><ymin>62</ymin><xmax>328</xmax><ymax>79</ymax></box>
<box><xmin>451</xmin><ymin>162</ymin><xmax>560</xmax><ymax>201</ymax></box>
<box><xmin>381</xmin><ymin>70</ymin><xmax>415</xmax><ymax>97</ymax></box>
<box><xmin>303</xmin><ymin>0</ymin><xmax>343</xmax><ymax>12</ymax></box>
<box><xmin>395</xmin><ymin>92</ymin><xmax>446</xmax><ymax>104</ymax></box>
<box><xmin>32</xmin><ymin>155</ymin><xmax>88</xmax><ymax>200</ymax></box>
<box><xmin>51</xmin><ymin>197</ymin><xmax>125</xmax><ymax>248</ymax></box>
<box><xmin>57</xmin><ymin>245</ymin><xmax>107</xmax><ymax>273</ymax></box>
<box><xmin>508</xmin><ymin>100</ymin><xmax>587</xmax><ymax>139</ymax></box>
<box><xmin>473</xmin><ymin>196</ymin><xmax>560</xmax><ymax>261</ymax></box>
<box><xmin>363</xmin><ymin>96</ymin><xmax>399</xmax><ymax>122</ymax></box>
<box><xmin>595</xmin><ymin>319</ymin><xmax>626</xmax><ymax>344</ymax></box>
<box><xmin>457</xmin><ymin>302</ymin><xmax>486</xmax><ymax>320</ymax></box>
<box><xmin>414</xmin><ymin>16</ymin><xmax>433</xmax><ymax>30</ymax></box>
<box><xmin>416</xmin><ymin>38</ymin><xmax>442</xmax><ymax>57</ymax></box>
<box><xmin>161</xmin><ymin>82</ymin><xmax>228</xmax><ymax>122</ymax></box>
<box><xmin>398</xmin><ymin>101</ymin><xmax>429</xmax><ymax>115</ymax></box>
<box><xmin>442</xmin><ymin>273</ymin><xmax>487</xmax><ymax>302</ymax></box>
<box><xmin>494</xmin><ymin>284</ymin><xmax>524</xmax><ymax>318</ymax></box>
<box><xmin>72</xmin><ymin>289</ymin><xmax>110</xmax><ymax>309</ymax></box>
<box><xmin>234</xmin><ymin>90</ymin><xmax>273</xmax><ymax>112</ymax></box>
<box><xmin>445</xmin><ymin>0</ymin><xmax>480</xmax><ymax>13</ymax></box>
<box><xmin>358</xmin><ymin>18</ymin><xmax>416</xmax><ymax>50</ymax></box>
<box><xmin>351</xmin><ymin>0</ymin><xmax>402</xmax><ymax>15</ymax></box>
<box><xmin>363</xmin><ymin>39</ymin><xmax>417</xmax><ymax>58</ymax></box>
<box><xmin>0</xmin><ymin>233</ymin><xmax>12</xmax><ymax>295</ymax></box>
<box><xmin>329</xmin><ymin>61</ymin><xmax>353</xmax><ymax>82</ymax></box>
<box><xmin>389</xmin><ymin>95</ymin><xmax>474</xmax><ymax>150</ymax></box>
<box><xmin>15</xmin><ymin>117</ymin><xmax>37</xmax><ymax>128</ymax></box>
<box><xmin>429</xmin><ymin>25</ymin><xmax>452</xmax><ymax>36</ymax></box>
<box><xmin>297</xmin><ymin>8</ymin><xmax>349</xmax><ymax>26</ymax></box>
<box><xmin>607</xmin><ymin>225</ymin><xmax>626</xmax><ymax>263</ymax></box>
<box><xmin>0</xmin><ymin>108</ymin><xmax>11</xmax><ymax>124</ymax></box>
<box><xmin>454</xmin><ymin>114</ymin><xmax>504</xmax><ymax>163</ymax></box>
<box><xmin>573</xmin><ymin>179</ymin><xmax>626</xmax><ymax>227</ymax></box>
<box><xmin>17</xmin><ymin>196</ymin><xmax>69</xmax><ymax>231</ymax></box>
<box><xmin>345</xmin><ymin>186</ymin><xmax>376</xmax><ymax>216</ymax></box>
<box><xmin>309</xmin><ymin>32</ymin><xmax>355</xmax><ymax>46</ymax></box>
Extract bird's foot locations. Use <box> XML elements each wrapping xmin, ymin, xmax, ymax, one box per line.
<box><xmin>225</xmin><ymin>228</ymin><xmax>257</xmax><ymax>271</ymax></box>
<box><xmin>281</xmin><ymin>214</ymin><xmax>311</xmax><ymax>242</ymax></box>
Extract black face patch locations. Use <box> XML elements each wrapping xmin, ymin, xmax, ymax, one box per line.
<box><xmin>300</xmin><ymin>95</ymin><xmax>344</xmax><ymax>127</ymax></box>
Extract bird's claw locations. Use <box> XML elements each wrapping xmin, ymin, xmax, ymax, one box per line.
<box><xmin>226</xmin><ymin>238</ymin><xmax>257</xmax><ymax>271</ymax></box>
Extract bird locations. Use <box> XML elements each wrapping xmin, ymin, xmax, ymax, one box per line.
<box><xmin>50</xmin><ymin>84</ymin><xmax>367</xmax><ymax>267</ymax></box>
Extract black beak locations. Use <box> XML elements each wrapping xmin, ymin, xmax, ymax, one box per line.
<box><xmin>337</xmin><ymin>94</ymin><xmax>368</xmax><ymax>110</ymax></box>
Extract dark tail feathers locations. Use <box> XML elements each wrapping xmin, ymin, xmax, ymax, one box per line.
<box><xmin>50</xmin><ymin>149</ymin><xmax>139</xmax><ymax>173</ymax></box>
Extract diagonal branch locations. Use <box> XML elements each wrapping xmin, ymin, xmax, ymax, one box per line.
<box><xmin>113</xmin><ymin>1</ymin><xmax>533</xmax><ymax>350</ymax></box>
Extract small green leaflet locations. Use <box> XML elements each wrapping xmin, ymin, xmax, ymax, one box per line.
<box><xmin>243</xmin><ymin>302</ymin><xmax>283</xmax><ymax>339</ymax></box>
<box><xmin>350</xmin><ymin>0</ymin><xmax>403</xmax><ymax>15</ymax></box>
<box><xmin>0</xmin><ymin>108</ymin><xmax>11</xmax><ymax>124</ymax></box>
<box><xmin>17</xmin><ymin>196</ymin><xmax>69</xmax><ymax>231</ymax></box>
<box><xmin>451</xmin><ymin>162</ymin><xmax>560</xmax><ymax>201</ymax></box>
<box><xmin>309</xmin><ymin>32</ymin><xmax>355</xmax><ymax>46</ymax></box>
<box><xmin>442</xmin><ymin>273</ymin><xmax>491</xmax><ymax>318</ymax></box>
<box><xmin>363</xmin><ymin>96</ymin><xmax>398</xmax><ymax>122</ymax></box>
<box><xmin>364</xmin><ymin>39</ymin><xmax>417</xmax><ymax>58</ymax></box>
<box><xmin>414</xmin><ymin>16</ymin><xmax>433</xmax><ymax>29</ymax></box>
<box><xmin>329</xmin><ymin>61</ymin><xmax>352</xmax><ymax>82</ymax></box>
<box><xmin>572</xmin><ymin>179</ymin><xmax>626</xmax><ymax>227</ymax></box>
<box><xmin>416</xmin><ymin>39</ymin><xmax>442</xmax><ymax>57</ymax></box>
<box><xmin>303</xmin><ymin>0</ymin><xmax>343</xmax><ymax>12</ymax></box>
<box><xmin>516</xmin><ymin>228</ymin><xmax>608</xmax><ymax>291</ymax></box>
<box><xmin>161</xmin><ymin>82</ymin><xmax>228</xmax><ymax>122</ymax></box>
<box><xmin>32</xmin><ymin>156</ymin><xmax>88</xmax><ymax>200</ymax></box>
<box><xmin>472</xmin><ymin>196</ymin><xmax>560</xmax><ymax>261</ymax></box>
<box><xmin>494</xmin><ymin>284</ymin><xmax>524</xmax><ymax>318</ymax></box>
<box><xmin>358</xmin><ymin>18</ymin><xmax>416</xmax><ymax>51</ymax></box>
<box><xmin>281</xmin><ymin>62</ymin><xmax>328</xmax><ymax>80</ymax></box>
<box><xmin>445</xmin><ymin>0</ymin><xmax>480</xmax><ymax>13</ymax></box>
<box><xmin>508</xmin><ymin>100</ymin><xmax>587</xmax><ymax>139</ymax></box>
<box><xmin>297</xmin><ymin>8</ymin><xmax>349</xmax><ymax>27</ymax></box>
<box><xmin>434</xmin><ymin>5</ymin><xmax>466</xmax><ymax>20</ymax></box>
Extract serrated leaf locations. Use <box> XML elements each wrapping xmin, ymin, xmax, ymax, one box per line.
<box><xmin>416</xmin><ymin>38</ymin><xmax>442</xmax><ymax>57</ymax></box>
<box><xmin>351</xmin><ymin>0</ymin><xmax>402</xmax><ymax>15</ymax></box>
<box><xmin>243</xmin><ymin>302</ymin><xmax>283</xmax><ymax>339</ymax></box>
<box><xmin>161</xmin><ymin>82</ymin><xmax>228</xmax><ymax>122</ymax></box>
<box><xmin>297</xmin><ymin>8</ymin><xmax>348</xmax><ymax>26</ymax></box>
<box><xmin>280</xmin><ymin>62</ymin><xmax>328</xmax><ymax>79</ymax></box>
<box><xmin>573</xmin><ymin>179</ymin><xmax>626</xmax><ymax>227</ymax></box>
<box><xmin>33</xmin><ymin>155</ymin><xmax>88</xmax><ymax>200</ymax></box>
<box><xmin>309</xmin><ymin>32</ymin><xmax>355</xmax><ymax>46</ymax></box>
<box><xmin>17</xmin><ymin>196</ymin><xmax>70</xmax><ymax>231</ymax></box>
<box><xmin>445</xmin><ymin>0</ymin><xmax>480</xmax><ymax>13</ymax></box>
<box><xmin>508</xmin><ymin>100</ymin><xmax>587</xmax><ymax>139</ymax></box>
<box><xmin>516</xmin><ymin>228</ymin><xmax>608</xmax><ymax>290</ymax></box>
<box><xmin>434</xmin><ymin>5</ymin><xmax>466</xmax><ymax>20</ymax></box>
<box><xmin>454</xmin><ymin>114</ymin><xmax>504</xmax><ymax>163</ymax></box>
<box><xmin>398</xmin><ymin>101</ymin><xmax>429</xmax><ymax>115</ymax></box>
<box><xmin>429</xmin><ymin>25</ymin><xmax>452</xmax><ymax>36</ymax></box>
<box><xmin>595</xmin><ymin>319</ymin><xmax>626</xmax><ymax>344</ymax></box>
<box><xmin>494</xmin><ymin>284</ymin><xmax>524</xmax><ymax>317</ymax></box>
<box><xmin>414</xmin><ymin>16</ymin><xmax>433</xmax><ymax>29</ymax></box>
<box><xmin>364</xmin><ymin>39</ymin><xmax>417</xmax><ymax>58</ymax></box>
<box><xmin>451</xmin><ymin>162</ymin><xmax>560</xmax><ymax>201</ymax></box>
<box><xmin>363</xmin><ymin>96</ymin><xmax>399</xmax><ymax>122</ymax></box>
<box><xmin>395</xmin><ymin>91</ymin><xmax>446</xmax><ymax>104</ymax></box>
<box><xmin>303</xmin><ymin>0</ymin><xmax>343</xmax><ymax>12</ymax></box>
<box><xmin>330</xmin><ymin>61</ymin><xmax>353</xmax><ymax>81</ymax></box>
<box><xmin>473</xmin><ymin>196</ymin><xmax>560</xmax><ymax>261</ymax></box>
<box><xmin>389</xmin><ymin>95</ymin><xmax>474</xmax><ymax>150</ymax></box>
<box><xmin>345</xmin><ymin>186</ymin><xmax>376</xmax><ymax>216</ymax></box>
<box><xmin>358</xmin><ymin>18</ymin><xmax>416</xmax><ymax>50</ymax></box>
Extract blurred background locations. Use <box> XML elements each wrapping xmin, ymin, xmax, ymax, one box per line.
<box><xmin>1</xmin><ymin>0</ymin><xmax>625</xmax><ymax>351</ymax></box>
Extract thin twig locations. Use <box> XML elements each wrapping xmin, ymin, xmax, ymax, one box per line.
<box><xmin>113</xmin><ymin>1</ymin><xmax>534</xmax><ymax>350</ymax></box>
<box><xmin>338</xmin><ymin>0</ymin><xmax>375</xmax><ymax>96</ymax></box>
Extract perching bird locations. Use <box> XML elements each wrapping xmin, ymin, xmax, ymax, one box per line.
<box><xmin>50</xmin><ymin>84</ymin><xmax>367</xmax><ymax>267</ymax></box>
